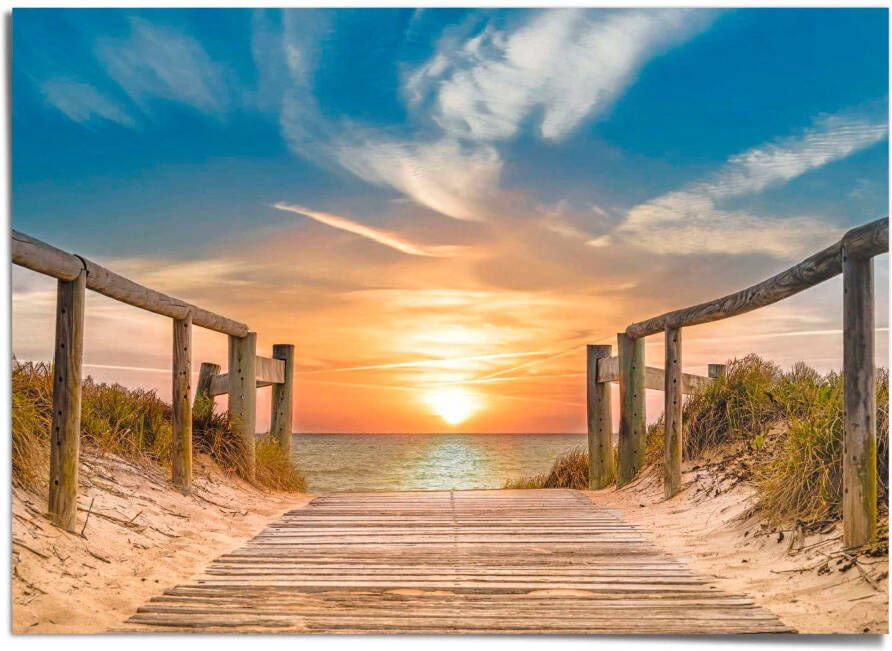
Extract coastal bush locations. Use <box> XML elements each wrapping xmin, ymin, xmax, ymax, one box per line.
<box><xmin>504</xmin><ymin>447</ymin><xmax>589</xmax><ymax>490</ymax></box>
<box><xmin>11</xmin><ymin>360</ymin><xmax>306</xmax><ymax>494</ymax></box>
<box><xmin>506</xmin><ymin>355</ymin><xmax>889</xmax><ymax>530</ymax></box>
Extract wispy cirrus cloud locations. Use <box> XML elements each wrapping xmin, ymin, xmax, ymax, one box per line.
<box><xmin>603</xmin><ymin>110</ymin><xmax>889</xmax><ymax>257</ymax></box>
<box><xmin>96</xmin><ymin>17</ymin><xmax>227</xmax><ymax>115</ymax></box>
<box><xmin>273</xmin><ymin>202</ymin><xmax>466</xmax><ymax>257</ymax></box>
<box><xmin>40</xmin><ymin>78</ymin><xmax>135</xmax><ymax>127</ymax></box>
<box><xmin>278</xmin><ymin>9</ymin><xmax>712</xmax><ymax>222</ymax></box>
<box><xmin>407</xmin><ymin>9</ymin><xmax>714</xmax><ymax>143</ymax></box>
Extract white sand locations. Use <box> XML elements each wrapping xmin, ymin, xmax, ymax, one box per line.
<box><xmin>586</xmin><ymin>460</ymin><xmax>888</xmax><ymax>634</ymax></box>
<box><xmin>12</xmin><ymin>452</ymin><xmax>309</xmax><ymax>633</ymax></box>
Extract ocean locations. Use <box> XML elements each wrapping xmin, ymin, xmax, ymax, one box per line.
<box><xmin>290</xmin><ymin>433</ymin><xmax>587</xmax><ymax>493</ymax></box>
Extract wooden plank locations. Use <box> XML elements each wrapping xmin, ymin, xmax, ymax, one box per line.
<box><xmin>228</xmin><ymin>333</ymin><xmax>257</xmax><ymax>480</ymax></box>
<box><xmin>171</xmin><ymin>315</ymin><xmax>192</xmax><ymax>494</ymax></box>
<box><xmin>617</xmin><ymin>333</ymin><xmax>645</xmax><ymax>487</ymax></box>
<box><xmin>587</xmin><ymin>345</ymin><xmax>614</xmax><ymax>488</ymax></box>
<box><xmin>270</xmin><ymin>344</ymin><xmax>295</xmax><ymax>452</ymax></box>
<box><xmin>48</xmin><ymin>270</ymin><xmax>86</xmax><ymax>531</ymax></box>
<box><xmin>208</xmin><ymin>356</ymin><xmax>285</xmax><ymax>396</ymax></box>
<box><xmin>12</xmin><ymin>229</ymin><xmax>248</xmax><ymax>337</ymax></box>
<box><xmin>626</xmin><ymin>217</ymin><xmax>888</xmax><ymax>339</ymax></box>
<box><xmin>597</xmin><ymin>356</ymin><xmax>709</xmax><ymax>395</ymax></box>
<box><xmin>843</xmin><ymin>248</ymin><xmax>877</xmax><ymax>547</ymax></box>
<box><xmin>194</xmin><ymin>362</ymin><xmax>220</xmax><ymax>408</ymax></box>
<box><xmin>126</xmin><ymin>489</ymin><xmax>792</xmax><ymax>634</ymax></box>
<box><xmin>664</xmin><ymin>326</ymin><xmax>682</xmax><ymax>499</ymax></box>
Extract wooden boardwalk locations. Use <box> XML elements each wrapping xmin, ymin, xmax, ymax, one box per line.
<box><xmin>127</xmin><ymin>489</ymin><xmax>793</xmax><ymax>634</ymax></box>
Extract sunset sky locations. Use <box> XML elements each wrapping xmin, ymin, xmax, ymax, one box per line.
<box><xmin>12</xmin><ymin>7</ymin><xmax>890</xmax><ymax>433</ymax></box>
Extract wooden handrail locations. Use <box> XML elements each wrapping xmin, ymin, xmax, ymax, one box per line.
<box><xmin>12</xmin><ymin>230</ymin><xmax>249</xmax><ymax>337</ymax></box>
<box><xmin>625</xmin><ymin>218</ymin><xmax>888</xmax><ymax>339</ymax></box>
<box><xmin>12</xmin><ymin>228</ymin><xmax>295</xmax><ymax>528</ymax></box>
<box><xmin>605</xmin><ymin>216</ymin><xmax>888</xmax><ymax>545</ymax></box>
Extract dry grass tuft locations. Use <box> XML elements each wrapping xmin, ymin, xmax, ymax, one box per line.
<box><xmin>507</xmin><ymin>355</ymin><xmax>889</xmax><ymax>530</ymax></box>
<box><xmin>12</xmin><ymin>360</ymin><xmax>305</xmax><ymax>494</ymax></box>
<box><xmin>504</xmin><ymin>447</ymin><xmax>589</xmax><ymax>490</ymax></box>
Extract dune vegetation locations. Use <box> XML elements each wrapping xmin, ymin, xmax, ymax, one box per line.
<box><xmin>506</xmin><ymin>355</ymin><xmax>889</xmax><ymax>529</ymax></box>
<box><xmin>12</xmin><ymin>360</ymin><xmax>305</xmax><ymax>495</ymax></box>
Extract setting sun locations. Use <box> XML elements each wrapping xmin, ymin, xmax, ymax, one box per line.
<box><xmin>424</xmin><ymin>387</ymin><xmax>480</xmax><ymax>426</ymax></box>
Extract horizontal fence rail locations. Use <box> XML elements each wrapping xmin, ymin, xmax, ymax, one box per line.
<box><xmin>12</xmin><ymin>230</ymin><xmax>294</xmax><ymax>530</ymax></box>
<box><xmin>625</xmin><ymin>218</ymin><xmax>888</xmax><ymax>339</ymax></box>
<box><xmin>12</xmin><ymin>230</ymin><xmax>249</xmax><ymax>337</ymax></box>
<box><xmin>586</xmin><ymin>217</ymin><xmax>888</xmax><ymax>548</ymax></box>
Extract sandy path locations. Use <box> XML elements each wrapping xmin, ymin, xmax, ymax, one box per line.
<box><xmin>12</xmin><ymin>452</ymin><xmax>310</xmax><ymax>633</ymax></box>
<box><xmin>586</xmin><ymin>463</ymin><xmax>888</xmax><ymax>634</ymax></box>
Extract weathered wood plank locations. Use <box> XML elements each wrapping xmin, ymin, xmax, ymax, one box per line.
<box><xmin>597</xmin><ymin>356</ymin><xmax>710</xmax><ymax>395</ymax></box>
<box><xmin>626</xmin><ymin>217</ymin><xmax>888</xmax><ymax>339</ymax></box>
<box><xmin>171</xmin><ymin>315</ymin><xmax>192</xmax><ymax>494</ymax></box>
<box><xmin>270</xmin><ymin>344</ymin><xmax>295</xmax><ymax>452</ymax></box>
<box><xmin>194</xmin><ymin>362</ymin><xmax>220</xmax><ymax>408</ymax></box>
<box><xmin>843</xmin><ymin>248</ymin><xmax>877</xmax><ymax>547</ymax></box>
<box><xmin>228</xmin><ymin>333</ymin><xmax>257</xmax><ymax>480</ymax></box>
<box><xmin>587</xmin><ymin>345</ymin><xmax>614</xmax><ymax>488</ymax></box>
<box><xmin>12</xmin><ymin>229</ymin><xmax>248</xmax><ymax>337</ymax></box>
<box><xmin>127</xmin><ymin>489</ymin><xmax>792</xmax><ymax>634</ymax></box>
<box><xmin>617</xmin><ymin>333</ymin><xmax>646</xmax><ymax>487</ymax></box>
<box><xmin>664</xmin><ymin>326</ymin><xmax>683</xmax><ymax>499</ymax></box>
<box><xmin>208</xmin><ymin>356</ymin><xmax>285</xmax><ymax>396</ymax></box>
<box><xmin>48</xmin><ymin>270</ymin><xmax>86</xmax><ymax>531</ymax></box>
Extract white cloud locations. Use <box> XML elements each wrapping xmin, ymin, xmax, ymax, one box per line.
<box><xmin>407</xmin><ymin>9</ymin><xmax>712</xmax><ymax>143</ymax></box>
<box><xmin>611</xmin><ymin>110</ymin><xmax>888</xmax><ymax>257</ymax></box>
<box><xmin>40</xmin><ymin>78</ymin><xmax>135</xmax><ymax>127</ymax></box>
<box><xmin>331</xmin><ymin>137</ymin><xmax>501</xmax><ymax>222</ymax></box>
<box><xmin>96</xmin><ymin>18</ymin><xmax>227</xmax><ymax>114</ymax></box>
<box><xmin>274</xmin><ymin>202</ymin><xmax>466</xmax><ymax>256</ymax></box>
<box><xmin>694</xmin><ymin>113</ymin><xmax>888</xmax><ymax>200</ymax></box>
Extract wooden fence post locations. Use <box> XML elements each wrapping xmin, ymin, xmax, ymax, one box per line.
<box><xmin>617</xmin><ymin>332</ymin><xmax>645</xmax><ymax>487</ymax></box>
<box><xmin>708</xmin><ymin>363</ymin><xmax>727</xmax><ymax>379</ymax></box>
<box><xmin>842</xmin><ymin>248</ymin><xmax>876</xmax><ymax>547</ymax></box>
<box><xmin>270</xmin><ymin>344</ymin><xmax>295</xmax><ymax>454</ymax></box>
<box><xmin>664</xmin><ymin>327</ymin><xmax>682</xmax><ymax>499</ymax></box>
<box><xmin>171</xmin><ymin>314</ymin><xmax>192</xmax><ymax>494</ymax></box>
<box><xmin>195</xmin><ymin>362</ymin><xmax>221</xmax><ymax>408</ymax></box>
<box><xmin>48</xmin><ymin>269</ymin><xmax>86</xmax><ymax>531</ymax></box>
<box><xmin>228</xmin><ymin>332</ymin><xmax>257</xmax><ymax>480</ymax></box>
<box><xmin>587</xmin><ymin>345</ymin><xmax>614</xmax><ymax>489</ymax></box>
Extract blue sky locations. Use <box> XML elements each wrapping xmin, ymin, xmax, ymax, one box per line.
<box><xmin>11</xmin><ymin>8</ymin><xmax>891</xmax><ymax>432</ymax></box>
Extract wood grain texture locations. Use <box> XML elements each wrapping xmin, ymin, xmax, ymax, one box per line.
<box><xmin>195</xmin><ymin>362</ymin><xmax>221</xmax><ymax>407</ymax></box>
<box><xmin>126</xmin><ymin>490</ymin><xmax>793</xmax><ymax>634</ymax></box>
<box><xmin>597</xmin><ymin>356</ymin><xmax>709</xmax><ymax>395</ymax></box>
<box><xmin>626</xmin><ymin>218</ymin><xmax>888</xmax><ymax>339</ymax></box>
<box><xmin>12</xmin><ymin>229</ymin><xmax>248</xmax><ymax>337</ymax></box>
<box><xmin>843</xmin><ymin>250</ymin><xmax>877</xmax><ymax>547</ymax></box>
<box><xmin>171</xmin><ymin>315</ymin><xmax>192</xmax><ymax>495</ymax></box>
<box><xmin>228</xmin><ymin>333</ymin><xmax>257</xmax><ymax>480</ymax></box>
<box><xmin>708</xmin><ymin>364</ymin><xmax>727</xmax><ymax>379</ymax></box>
<box><xmin>617</xmin><ymin>333</ymin><xmax>646</xmax><ymax>487</ymax></box>
<box><xmin>270</xmin><ymin>344</ymin><xmax>295</xmax><ymax>452</ymax></box>
<box><xmin>48</xmin><ymin>271</ymin><xmax>86</xmax><ymax>531</ymax></box>
<box><xmin>664</xmin><ymin>327</ymin><xmax>682</xmax><ymax>499</ymax></box>
<box><xmin>209</xmin><ymin>356</ymin><xmax>285</xmax><ymax>396</ymax></box>
<box><xmin>587</xmin><ymin>345</ymin><xmax>614</xmax><ymax>489</ymax></box>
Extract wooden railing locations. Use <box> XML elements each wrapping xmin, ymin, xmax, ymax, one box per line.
<box><xmin>11</xmin><ymin>230</ymin><xmax>295</xmax><ymax>531</ymax></box>
<box><xmin>585</xmin><ymin>217</ymin><xmax>888</xmax><ymax>547</ymax></box>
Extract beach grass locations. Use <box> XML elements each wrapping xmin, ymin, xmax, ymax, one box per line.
<box><xmin>12</xmin><ymin>360</ymin><xmax>305</xmax><ymax>494</ymax></box>
<box><xmin>506</xmin><ymin>355</ymin><xmax>889</xmax><ymax>528</ymax></box>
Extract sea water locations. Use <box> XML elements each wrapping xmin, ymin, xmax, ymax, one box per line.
<box><xmin>290</xmin><ymin>433</ymin><xmax>587</xmax><ymax>493</ymax></box>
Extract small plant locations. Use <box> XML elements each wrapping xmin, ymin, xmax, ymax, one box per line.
<box><xmin>504</xmin><ymin>447</ymin><xmax>590</xmax><ymax>490</ymax></box>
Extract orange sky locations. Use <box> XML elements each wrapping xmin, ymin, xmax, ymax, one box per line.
<box><xmin>11</xmin><ymin>219</ymin><xmax>889</xmax><ymax>433</ymax></box>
